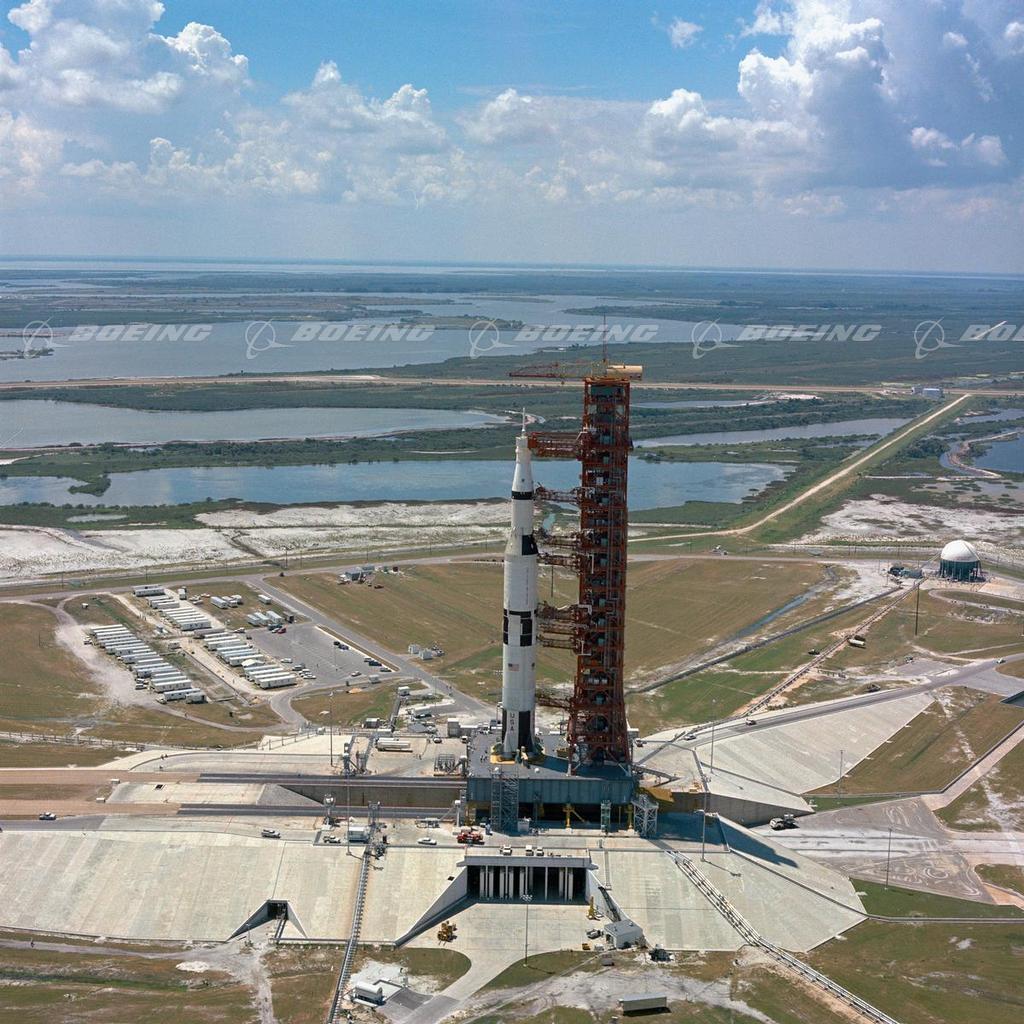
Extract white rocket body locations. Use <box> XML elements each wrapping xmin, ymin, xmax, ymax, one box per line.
<box><xmin>501</xmin><ymin>432</ymin><xmax>538</xmax><ymax>756</ymax></box>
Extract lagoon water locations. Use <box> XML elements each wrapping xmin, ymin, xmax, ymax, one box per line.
<box><xmin>0</xmin><ymin>291</ymin><xmax>741</xmax><ymax>383</ymax></box>
<box><xmin>0</xmin><ymin>400</ymin><xmax>503</xmax><ymax>448</ymax></box>
<box><xmin>974</xmin><ymin>434</ymin><xmax>1024</xmax><ymax>473</ymax></box>
<box><xmin>0</xmin><ymin>457</ymin><xmax>785</xmax><ymax>510</ymax></box>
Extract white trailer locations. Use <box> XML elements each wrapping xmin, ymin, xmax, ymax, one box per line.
<box><xmin>163</xmin><ymin>688</ymin><xmax>191</xmax><ymax>702</ymax></box>
<box><xmin>132</xmin><ymin>585</ymin><xmax>165</xmax><ymax>597</ymax></box>
<box><xmin>134</xmin><ymin>664</ymin><xmax>170</xmax><ymax>678</ymax></box>
<box><xmin>254</xmin><ymin>674</ymin><xmax>296</xmax><ymax>689</ymax></box>
<box><xmin>376</xmin><ymin>739</ymin><xmax>413</xmax><ymax>752</ymax></box>
<box><xmin>152</xmin><ymin>679</ymin><xmax>191</xmax><ymax>694</ymax></box>
<box><xmin>183</xmin><ymin>689</ymin><xmax>206</xmax><ymax>703</ymax></box>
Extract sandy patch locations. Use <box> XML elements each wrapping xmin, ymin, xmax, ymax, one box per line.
<box><xmin>197</xmin><ymin>501</ymin><xmax>507</xmax><ymax>530</ymax></box>
<box><xmin>801</xmin><ymin>494</ymin><xmax>1024</xmax><ymax>551</ymax></box>
<box><xmin>238</xmin><ymin>524</ymin><xmax>504</xmax><ymax>557</ymax></box>
<box><xmin>176</xmin><ymin>960</ymin><xmax>213</xmax><ymax>973</ymax></box>
<box><xmin>0</xmin><ymin>525</ymin><xmax>246</xmax><ymax>580</ymax></box>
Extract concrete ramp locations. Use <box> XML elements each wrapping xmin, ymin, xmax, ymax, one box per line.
<box><xmin>697</xmin><ymin>691</ymin><xmax>935</xmax><ymax>795</ymax></box>
<box><xmin>361</xmin><ymin>847</ymin><xmax>465</xmax><ymax>944</ymax></box>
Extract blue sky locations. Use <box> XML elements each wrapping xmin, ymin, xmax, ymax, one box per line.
<box><xmin>1</xmin><ymin>1</ymin><xmax>1022</xmax><ymax>271</ymax></box>
<box><xmin>134</xmin><ymin>2</ymin><xmax>764</xmax><ymax>106</ymax></box>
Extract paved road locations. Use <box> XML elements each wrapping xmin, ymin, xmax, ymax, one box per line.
<box><xmin>651</xmin><ymin>394</ymin><xmax>972</xmax><ymax>541</ymax></box>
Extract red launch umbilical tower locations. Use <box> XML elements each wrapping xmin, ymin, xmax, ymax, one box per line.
<box><xmin>509</xmin><ymin>361</ymin><xmax>641</xmax><ymax>768</ymax></box>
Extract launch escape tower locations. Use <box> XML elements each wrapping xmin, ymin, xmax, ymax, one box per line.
<box><xmin>509</xmin><ymin>361</ymin><xmax>641</xmax><ymax>768</ymax></box>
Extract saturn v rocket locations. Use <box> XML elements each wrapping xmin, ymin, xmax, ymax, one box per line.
<box><xmin>500</xmin><ymin>429</ymin><xmax>539</xmax><ymax>757</ymax></box>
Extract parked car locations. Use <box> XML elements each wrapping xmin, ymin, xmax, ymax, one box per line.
<box><xmin>417</xmin><ymin>837</ymin><xmax>437</xmax><ymax>846</ymax></box>
<box><xmin>38</xmin><ymin>812</ymin><xmax>57</xmax><ymax>821</ymax></box>
<box><xmin>261</xmin><ymin>828</ymin><xmax>281</xmax><ymax>839</ymax></box>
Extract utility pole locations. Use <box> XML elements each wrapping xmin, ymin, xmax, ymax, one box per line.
<box><xmin>709</xmin><ymin>700</ymin><xmax>717</xmax><ymax>777</ymax></box>
<box><xmin>522</xmin><ymin>893</ymin><xmax>533</xmax><ymax>964</ymax></box>
<box><xmin>914</xmin><ymin>583</ymin><xmax>921</xmax><ymax>636</ymax></box>
<box><xmin>884</xmin><ymin>826</ymin><xmax>893</xmax><ymax>889</ymax></box>
<box><xmin>700</xmin><ymin>789</ymin><xmax>709</xmax><ymax>863</ymax></box>
<box><xmin>837</xmin><ymin>749</ymin><xmax>845</xmax><ymax>797</ymax></box>
<box><xmin>329</xmin><ymin>690</ymin><xmax>334</xmax><ymax>767</ymax></box>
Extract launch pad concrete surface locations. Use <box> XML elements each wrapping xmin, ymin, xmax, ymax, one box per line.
<box><xmin>0</xmin><ymin>821</ymin><xmax>862</xmax><ymax>952</ymax></box>
<box><xmin>0</xmin><ymin>827</ymin><xmax>361</xmax><ymax>942</ymax></box>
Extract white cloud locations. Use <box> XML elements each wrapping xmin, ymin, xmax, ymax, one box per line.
<box><xmin>284</xmin><ymin>61</ymin><xmax>446</xmax><ymax>153</ymax></box>
<box><xmin>1</xmin><ymin>0</ymin><xmax>1022</xmax><ymax>269</ymax></box>
<box><xmin>667</xmin><ymin>19</ymin><xmax>702</xmax><ymax>49</ymax></box>
<box><xmin>0</xmin><ymin>109</ymin><xmax>64</xmax><ymax>194</ymax></box>
<box><xmin>159</xmin><ymin>22</ymin><xmax>249</xmax><ymax>86</ymax></box>
<box><xmin>1006</xmin><ymin>21</ymin><xmax>1024</xmax><ymax>54</ymax></box>
<box><xmin>741</xmin><ymin>2</ymin><xmax>793</xmax><ymax>37</ymax></box>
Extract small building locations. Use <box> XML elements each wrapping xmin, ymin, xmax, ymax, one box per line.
<box><xmin>620</xmin><ymin>993</ymin><xmax>668</xmax><ymax>1014</ymax></box>
<box><xmin>605</xmin><ymin>918</ymin><xmax>645</xmax><ymax>949</ymax></box>
<box><xmin>939</xmin><ymin>539</ymin><xmax>981</xmax><ymax>582</ymax></box>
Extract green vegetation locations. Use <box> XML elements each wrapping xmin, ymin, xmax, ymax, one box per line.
<box><xmin>746</xmin><ymin>397</ymin><xmax>971</xmax><ymax>545</ymax></box>
<box><xmin>279</xmin><ymin>559</ymin><xmax>824</xmax><ymax>705</ymax></box>
<box><xmin>265</xmin><ymin>945</ymin><xmax>347</xmax><ymax>1024</ymax></box>
<box><xmin>812</xmin><ymin>688</ymin><xmax>1024</xmax><ymax>796</ymax></box>
<box><xmin>478</xmin><ymin>951</ymin><xmax>855</xmax><ymax>1023</ymax></box>
<box><xmin>0</xmin><ymin>741</ymin><xmax>125</xmax><ymax>768</ymax></box>
<box><xmin>278</xmin><ymin>564</ymin><xmax>573</xmax><ymax>703</ymax></box>
<box><xmin>483</xmin><ymin>951</ymin><xmax>599</xmax><ymax>990</ymax></box>
<box><xmin>0</xmin><ymin>942</ymin><xmax>255</xmax><ymax>1024</ymax></box>
<box><xmin>855</xmin><ymin>879</ymin><xmax>1024</xmax><ymax>918</ymax></box>
<box><xmin>976</xmin><ymin>865</ymin><xmax>1024</xmax><ymax>899</ymax></box>
<box><xmin>828</xmin><ymin>589</ymin><xmax>1024</xmax><ymax>673</ymax></box>
<box><xmin>0</xmin><ymin>604</ymin><xmax>102</xmax><ymax>733</ymax></box>
<box><xmin>938</xmin><ymin>739</ymin><xmax>1024</xmax><ymax>832</ymax></box>
<box><xmin>83</xmin><ymin>706</ymin><xmax>269</xmax><ymax>749</ymax></box>
<box><xmin>809</xmin><ymin>920</ymin><xmax>1024</xmax><ymax>1024</ymax></box>
<box><xmin>291</xmin><ymin>683</ymin><xmax>401</xmax><ymax>728</ymax></box>
<box><xmin>351</xmin><ymin>946</ymin><xmax>470</xmax><ymax>990</ymax></box>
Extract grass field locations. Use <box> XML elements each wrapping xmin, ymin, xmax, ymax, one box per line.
<box><xmin>976</xmin><ymin>865</ymin><xmax>1024</xmax><ymax>899</ymax></box>
<box><xmin>291</xmin><ymin>683</ymin><xmax>402</xmax><ymax>728</ymax></box>
<box><xmin>83</xmin><ymin>706</ymin><xmax>267</xmax><ymax>749</ymax></box>
<box><xmin>0</xmin><ymin>742</ymin><xmax>125</xmax><ymax>767</ymax></box>
<box><xmin>477</xmin><ymin>951</ymin><xmax>854</xmax><ymax>1024</ymax></box>
<box><xmin>997</xmin><ymin>658</ymin><xmax>1024</xmax><ymax>681</ymax></box>
<box><xmin>937</xmin><ymin>738</ymin><xmax>1024</xmax><ymax>832</ymax></box>
<box><xmin>277</xmin><ymin>559</ymin><xmax>825</xmax><ymax>706</ymax></box>
<box><xmin>809</xmin><ymin>920</ymin><xmax>1024</xmax><ymax>1024</ymax></box>
<box><xmin>0</xmin><ymin>943</ymin><xmax>254</xmax><ymax>1024</ymax></box>
<box><xmin>264</xmin><ymin>945</ymin><xmax>341</xmax><ymax>1024</ymax></box>
<box><xmin>0</xmin><ymin>596</ymin><xmax>283</xmax><ymax>748</ymax></box>
<box><xmin>351</xmin><ymin>946</ymin><xmax>471</xmax><ymax>990</ymax></box>
<box><xmin>854</xmin><ymin>879</ymin><xmax>1024</xmax><ymax>918</ymax></box>
<box><xmin>829</xmin><ymin>588</ymin><xmax>1024</xmax><ymax>674</ymax></box>
<box><xmin>0</xmin><ymin>604</ymin><xmax>103</xmax><ymax>732</ymax></box>
<box><xmin>811</xmin><ymin>688</ymin><xmax>1024</xmax><ymax>796</ymax></box>
<box><xmin>626</xmin><ymin>590</ymin><xmax>886</xmax><ymax>730</ymax></box>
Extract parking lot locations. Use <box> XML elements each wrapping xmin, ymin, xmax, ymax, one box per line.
<box><xmin>248</xmin><ymin>621</ymin><xmax>400</xmax><ymax>690</ymax></box>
